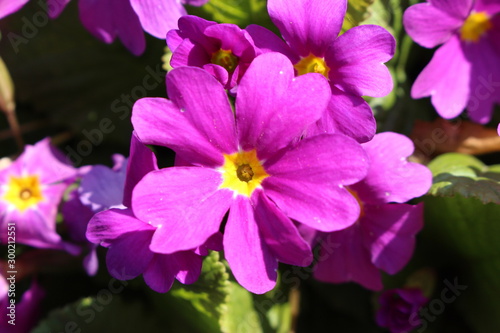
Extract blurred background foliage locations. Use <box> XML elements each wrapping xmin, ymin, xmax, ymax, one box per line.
<box><xmin>1</xmin><ymin>0</ymin><xmax>500</xmax><ymax>332</ymax></box>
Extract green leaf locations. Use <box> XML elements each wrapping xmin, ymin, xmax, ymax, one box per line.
<box><xmin>147</xmin><ymin>251</ymin><xmax>230</xmax><ymax>333</ymax></box>
<box><xmin>427</xmin><ymin>153</ymin><xmax>500</xmax><ymax>204</ymax></box>
<box><xmin>266</xmin><ymin>302</ymin><xmax>291</xmax><ymax>333</ymax></box>
<box><xmin>422</xmin><ymin>153</ymin><xmax>500</xmax><ymax>331</ymax></box>
<box><xmin>342</xmin><ymin>0</ymin><xmax>375</xmax><ymax>32</ymax></box>
<box><xmin>171</xmin><ymin>251</ymin><xmax>230</xmax><ymax>320</ymax></box>
<box><xmin>220</xmin><ymin>282</ymin><xmax>264</xmax><ymax>333</ymax></box>
<box><xmin>32</xmin><ymin>296</ymin><xmax>161</xmax><ymax>333</ymax></box>
<box><xmin>189</xmin><ymin>0</ymin><xmax>272</xmax><ymax>29</ymax></box>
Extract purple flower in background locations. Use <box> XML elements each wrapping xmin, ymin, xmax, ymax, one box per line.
<box><xmin>313</xmin><ymin>133</ymin><xmax>432</xmax><ymax>290</ymax></box>
<box><xmin>131</xmin><ymin>52</ymin><xmax>369</xmax><ymax>293</ymax></box>
<box><xmin>1</xmin><ymin>274</ymin><xmax>45</xmax><ymax>333</ymax></box>
<box><xmin>0</xmin><ymin>139</ymin><xmax>79</xmax><ymax>254</ymax></box>
<box><xmin>78</xmin><ymin>0</ymin><xmax>209</xmax><ymax>55</ymax></box>
<box><xmin>62</xmin><ymin>154</ymin><xmax>127</xmax><ymax>276</ymax></box>
<box><xmin>246</xmin><ymin>0</ymin><xmax>395</xmax><ymax>142</ymax></box>
<box><xmin>376</xmin><ymin>288</ymin><xmax>428</xmax><ymax>333</ymax></box>
<box><xmin>167</xmin><ymin>16</ymin><xmax>259</xmax><ymax>90</ymax></box>
<box><xmin>86</xmin><ymin>133</ymin><xmax>206</xmax><ymax>292</ymax></box>
<box><xmin>0</xmin><ymin>0</ymin><xmax>208</xmax><ymax>55</ymax></box>
<box><xmin>404</xmin><ymin>0</ymin><xmax>500</xmax><ymax>123</ymax></box>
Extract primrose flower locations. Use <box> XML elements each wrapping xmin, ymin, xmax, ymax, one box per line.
<box><xmin>62</xmin><ymin>154</ymin><xmax>127</xmax><ymax>276</ymax></box>
<box><xmin>0</xmin><ymin>0</ymin><xmax>208</xmax><ymax>55</ymax></box>
<box><xmin>313</xmin><ymin>133</ymin><xmax>432</xmax><ymax>290</ymax></box>
<box><xmin>131</xmin><ymin>52</ymin><xmax>369</xmax><ymax>293</ymax></box>
<box><xmin>86</xmin><ymin>133</ymin><xmax>207</xmax><ymax>293</ymax></box>
<box><xmin>376</xmin><ymin>288</ymin><xmax>428</xmax><ymax>333</ymax></box>
<box><xmin>167</xmin><ymin>15</ymin><xmax>259</xmax><ymax>90</ymax></box>
<box><xmin>1</xmin><ymin>274</ymin><xmax>45</xmax><ymax>333</ymax></box>
<box><xmin>246</xmin><ymin>0</ymin><xmax>395</xmax><ymax>142</ymax></box>
<box><xmin>0</xmin><ymin>139</ymin><xmax>79</xmax><ymax>253</ymax></box>
<box><xmin>404</xmin><ymin>0</ymin><xmax>500</xmax><ymax>123</ymax></box>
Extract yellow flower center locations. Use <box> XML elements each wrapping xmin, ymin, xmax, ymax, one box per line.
<box><xmin>294</xmin><ymin>53</ymin><xmax>330</xmax><ymax>78</ymax></box>
<box><xmin>3</xmin><ymin>175</ymin><xmax>44</xmax><ymax>212</ymax></box>
<box><xmin>347</xmin><ymin>188</ymin><xmax>365</xmax><ymax>220</ymax></box>
<box><xmin>219</xmin><ymin>150</ymin><xmax>269</xmax><ymax>197</ymax></box>
<box><xmin>211</xmin><ymin>49</ymin><xmax>239</xmax><ymax>73</ymax></box>
<box><xmin>460</xmin><ymin>12</ymin><xmax>492</xmax><ymax>42</ymax></box>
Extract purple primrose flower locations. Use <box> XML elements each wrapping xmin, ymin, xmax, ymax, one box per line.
<box><xmin>376</xmin><ymin>288</ymin><xmax>429</xmax><ymax>333</ymax></box>
<box><xmin>0</xmin><ymin>138</ymin><xmax>79</xmax><ymax>254</ymax></box>
<box><xmin>313</xmin><ymin>133</ymin><xmax>432</xmax><ymax>290</ymax></box>
<box><xmin>404</xmin><ymin>0</ymin><xmax>500</xmax><ymax>123</ymax></box>
<box><xmin>86</xmin><ymin>133</ymin><xmax>207</xmax><ymax>293</ymax></box>
<box><xmin>131</xmin><ymin>52</ymin><xmax>370</xmax><ymax>293</ymax></box>
<box><xmin>167</xmin><ymin>15</ymin><xmax>259</xmax><ymax>90</ymax></box>
<box><xmin>62</xmin><ymin>154</ymin><xmax>127</xmax><ymax>276</ymax></box>
<box><xmin>246</xmin><ymin>0</ymin><xmax>395</xmax><ymax>142</ymax></box>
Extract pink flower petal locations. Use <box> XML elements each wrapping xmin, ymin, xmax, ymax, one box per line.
<box><xmin>363</xmin><ymin>203</ymin><xmax>424</xmax><ymax>274</ymax></box>
<box><xmin>411</xmin><ymin>35</ymin><xmax>471</xmax><ymax>119</ymax></box>
<box><xmin>123</xmin><ymin>132</ymin><xmax>158</xmax><ymax>208</ymax></box>
<box><xmin>132</xmin><ymin>167</ymin><xmax>233</xmax><ymax>253</ymax></box>
<box><xmin>86</xmin><ymin>208</ymin><xmax>154</xmax><ymax>245</ymax></box>
<box><xmin>106</xmin><ymin>230</ymin><xmax>155</xmax><ymax>280</ymax></box>
<box><xmin>263</xmin><ymin>134</ymin><xmax>369</xmax><ymax>232</ymax></box>
<box><xmin>308</xmin><ymin>88</ymin><xmax>376</xmax><ymax>143</ymax></box>
<box><xmin>79</xmin><ymin>0</ymin><xmax>145</xmax><ymax>55</ymax></box>
<box><xmin>132</xmin><ymin>68</ymin><xmax>238</xmax><ymax>167</ymax></box>
<box><xmin>313</xmin><ymin>226</ymin><xmax>383</xmax><ymax>290</ymax></box>
<box><xmin>245</xmin><ymin>24</ymin><xmax>299</xmax><ymax>62</ymax></box>
<box><xmin>0</xmin><ymin>0</ymin><xmax>29</xmax><ymax>19</ymax></box>
<box><xmin>253</xmin><ymin>191</ymin><xmax>312</xmax><ymax>266</ymax></box>
<box><xmin>236</xmin><ymin>52</ymin><xmax>330</xmax><ymax>159</ymax></box>
<box><xmin>130</xmin><ymin>0</ymin><xmax>186</xmax><ymax>39</ymax></box>
<box><xmin>352</xmin><ymin>132</ymin><xmax>432</xmax><ymax>204</ymax></box>
<box><xmin>327</xmin><ymin>24</ymin><xmax>395</xmax><ymax>97</ymax></box>
<box><xmin>224</xmin><ymin>196</ymin><xmax>278</xmax><ymax>294</ymax></box>
<box><xmin>430</xmin><ymin>0</ymin><xmax>473</xmax><ymax>19</ymax></box>
<box><xmin>403</xmin><ymin>2</ymin><xmax>464</xmax><ymax>48</ymax></box>
<box><xmin>268</xmin><ymin>0</ymin><xmax>346</xmax><ymax>56</ymax></box>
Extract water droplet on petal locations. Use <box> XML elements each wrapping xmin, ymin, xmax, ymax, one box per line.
<box><xmin>180</xmin><ymin>108</ymin><xmax>185</xmax><ymax>113</ymax></box>
<box><xmin>385</xmin><ymin>192</ymin><xmax>390</xmax><ymax>196</ymax></box>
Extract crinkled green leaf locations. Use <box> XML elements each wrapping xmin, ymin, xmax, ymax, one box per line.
<box><xmin>220</xmin><ymin>282</ymin><xmax>264</xmax><ymax>333</ymax></box>
<box><xmin>170</xmin><ymin>251</ymin><xmax>230</xmax><ymax>320</ymax></box>
<box><xmin>145</xmin><ymin>252</ymin><xmax>230</xmax><ymax>333</ymax></box>
<box><xmin>428</xmin><ymin>153</ymin><xmax>500</xmax><ymax>204</ymax></box>
<box><xmin>32</xmin><ymin>296</ymin><xmax>160</xmax><ymax>333</ymax></box>
<box><xmin>423</xmin><ymin>153</ymin><xmax>500</xmax><ymax>331</ymax></box>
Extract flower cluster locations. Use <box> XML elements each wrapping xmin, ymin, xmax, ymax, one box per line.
<box><xmin>83</xmin><ymin>0</ymin><xmax>431</xmax><ymax>295</ymax></box>
<box><xmin>0</xmin><ymin>0</ymin><xmax>434</xmax><ymax>326</ymax></box>
<box><xmin>2</xmin><ymin>0</ymin><xmax>500</xmax><ymax>331</ymax></box>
